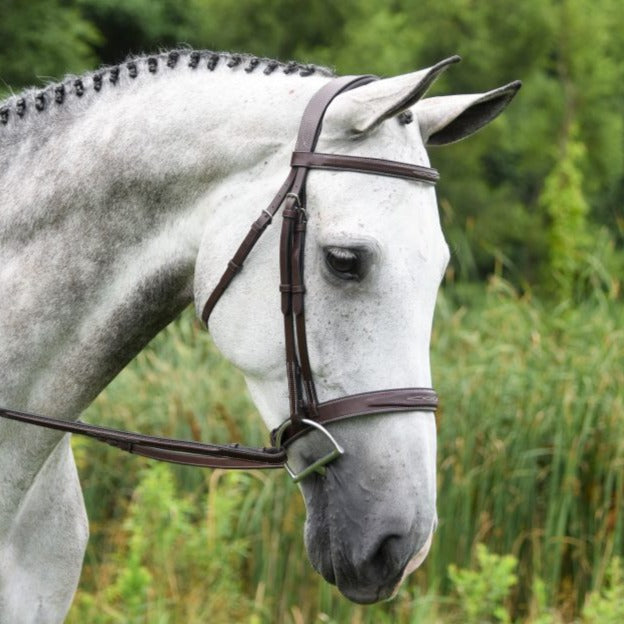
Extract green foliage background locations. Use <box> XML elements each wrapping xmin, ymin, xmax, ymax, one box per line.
<box><xmin>1</xmin><ymin>0</ymin><xmax>623</xmax><ymax>621</ymax></box>
<box><xmin>3</xmin><ymin>0</ymin><xmax>623</xmax><ymax>288</ymax></box>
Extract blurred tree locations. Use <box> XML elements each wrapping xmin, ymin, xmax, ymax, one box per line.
<box><xmin>186</xmin><ymin>0</ymin><xmax>348</xmax><ymax>64</ymax></box>
<box><xmin>311</xmin><ymin>0</ymin><xmax>624</xmax><ymax>288</ymax></box>
<box><xmin>75</xmin><ymin>0</ymin><xmax>348</xmax><ymax>66</ymax></box>
<box><xmin>1</xmin><ymin>0</ymin><xmax>622</xmax><ymax>293</ymax></box>
<box><xmin>0</xmin><ymin>0</ymin><xmax>100</xmax><ymax>93</ymax></box>
<box><xmin>77</xmin><ymin>0</ymin><xmax>199</xmax><ymax>64</ymax></box>
<box><xmin>539</xmin><ymin>128</ymin><xmax>591</xmax><ymax>298</ymax></box>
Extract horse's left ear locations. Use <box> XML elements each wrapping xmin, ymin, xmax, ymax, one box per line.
<box><xmin>415</xmin><ymin>81</ymin><xmax>522</xmax><ymax>146</ymax></box>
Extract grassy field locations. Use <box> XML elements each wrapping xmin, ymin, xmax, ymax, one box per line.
<box><xmin>66</xmin><ymin>279</ymin><xmax>624</xmax><ymax>623</ymax></box>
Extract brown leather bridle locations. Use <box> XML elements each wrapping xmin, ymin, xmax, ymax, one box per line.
<box><xmin>0</xmin><ymin>74</ymin><xmax>439</xmax><ymax>481</ymax></box>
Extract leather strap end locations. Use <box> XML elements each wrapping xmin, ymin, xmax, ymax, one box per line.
<box><xmin>292</xmin><ymin>293</ymin><xmax>305</xmax><ymax>315</ymax></box>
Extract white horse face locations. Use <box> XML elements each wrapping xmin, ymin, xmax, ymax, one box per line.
<box><xmin>196</xmin><ymin>66</ymin><xmax>520</xmax><ymax>603</ymax></box>
<box><xmin>291</xmin><ymin>123</ymin><xmax>447</xmax><ymax>603</ymax></box>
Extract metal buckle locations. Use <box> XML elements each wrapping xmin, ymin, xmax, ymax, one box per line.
<box><xmin>285</xmin><ymin>192</ymin><xmax>302</xmax><ymax>207</ymax></box>
<box><xmin>273</xmin><ymin>418</ymin><xmax>344</xmax><ymax>483</ymax></box>
<box><xmin>285</xmin><ymin>192</ymin><xmax>307</xmax><ymax>222</ymax></box>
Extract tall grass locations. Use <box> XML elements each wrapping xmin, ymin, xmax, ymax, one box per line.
<box><xmin>67</xmin><ymin>281</ymin><xmax>623</xmax><ymax>622</ymax></box>
<box><xmin>432</xmin><ymin>279</ymin><xmax>624</xmax><ymax>620</ymax></box>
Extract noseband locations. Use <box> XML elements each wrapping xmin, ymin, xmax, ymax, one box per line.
<box><xmin>0</xmin><ymin>75</ymin><xmax>439</xmax><ymax>481</ymax></box>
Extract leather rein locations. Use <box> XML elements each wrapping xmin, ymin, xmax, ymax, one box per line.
<box><xmin>0</xmin><ymin>75</ymin><xmax>439</xmax><ymax>481</ymax></box>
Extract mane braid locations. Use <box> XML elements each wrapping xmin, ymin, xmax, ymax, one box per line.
<box><xmin>207</xmin><ymin>53</ymin><xmax>220</xmax><ymax>71</ymax></box>
<box><xmin>167</xmin><ymin>51</ymin><xmax>179</xmax><ymax>68</ymax></box>
<box><xmin>0</xmin><ymin>49</ymin><xmax>334</xmax><ymax>128</ymax></box>
<box><xmin>188</xmin><ymin>52</ymin><xmax>201</xmax><ymax>68</ymax></box>
<box><xmin>109</xmin><ymin>67</ymin><xmax>120</xmax><ymax>84</ymax></box>
<box><xmin>245</xmin><ymin>58</ymin><xmax>260</xmax><ymax>73</ymax></box>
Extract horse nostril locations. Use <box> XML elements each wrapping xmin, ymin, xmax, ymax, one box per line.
<box><xmin>335</xmin><ymin>534</ymin><xmax>408</xmax><ymax>604</ymax></box>
<box><xmin>368</xmin><ymin>534</ymin><xmax>404</xmax><ymax>575</ymax></box>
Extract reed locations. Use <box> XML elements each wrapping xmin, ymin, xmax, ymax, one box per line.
<box><xmin>68</xmin><ymin>280</ymin><xmax>624</xmax><ymax>622</ymax></box>
<box><xmin>431</xmin><ymin>279</ymin><xmax>624</xmax><ymax>619</ymax></box>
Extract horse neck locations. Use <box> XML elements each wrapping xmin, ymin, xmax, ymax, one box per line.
<box><xmin>0</xmin><ymin>60</ymin><xmax>330</xmax><ymax>417</ymax></box>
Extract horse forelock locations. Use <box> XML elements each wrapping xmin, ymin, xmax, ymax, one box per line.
<box><xmin>0</xmin><ymin>49</ymin><xmax>335</xmax><ymax>133</ymax></box>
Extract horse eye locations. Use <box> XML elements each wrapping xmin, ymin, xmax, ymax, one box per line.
<box><xmin>324</xmin><ymin>247</ymin><xmax>361</xmax><ymax>280</ymax></box>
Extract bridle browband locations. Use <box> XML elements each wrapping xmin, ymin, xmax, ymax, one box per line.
<box><xmin>0</xmin><ymin>75</ymin><xmax>439</xmax><ymax>481</ymax></box>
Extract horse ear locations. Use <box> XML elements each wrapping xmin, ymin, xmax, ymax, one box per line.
<box><xmin>415</xmin><ymin>81</ymin><xmax>522</xmax><ymax>146</ymax></box>
<box><xmin>325</xmin><ymin>56</ymin><xmax>461</xmax><ymax>137</ymax></box>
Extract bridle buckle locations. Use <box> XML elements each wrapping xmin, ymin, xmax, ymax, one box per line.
<box><xmin>273</xmin><ymin>418</ymin><xmax>344</xmax><ymax>482</ymax></box>
<box><xmin>285</xmin><ymin>192</ymin><xmax>302</xmax><ymax>207</ymax></box>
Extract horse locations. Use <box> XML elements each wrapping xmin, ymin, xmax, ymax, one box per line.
<box><xmin>0</xmin><ymin>49</ymin><xmax>519</xmax><ymax>621</ymax></box>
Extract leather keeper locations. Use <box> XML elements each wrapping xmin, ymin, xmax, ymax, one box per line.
<box><xmin>251</xmin><ymin>211</ymin><xmax>272</xmax><ymax>232</ymax></box>
<box><xmin>280</xmin><ymin>284</ymin><xmax>305</xmax><ymax>293</ymax></box>
<box><xmin>282</xmin><ymin>208</ymin><xmax>298</xmax><ymax>220</ymax></box>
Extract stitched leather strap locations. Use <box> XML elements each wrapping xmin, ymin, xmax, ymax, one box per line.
<box><xmin>201</xmin><ymin>169</ymin><xmax>297</xmax><ymax>324</ymax></box>
<box><xmin>277</xmin><ymin>75</ymin><xmax>383</xmax><ymax>427</ymax></box>
<box><xmin>291</xmin><ymin>152</ymin><xmax>440</xmax><ymax>184</ymax></box>
<box><xmin>271</xmin><ymin>388</ymin><xmax>439</xmax><ymax>446</ymax></box>
<box><xmin>293</xmin><ymin>75</ymin><xmax>378</xmax><ymax>151</ymax></box>
<box><xmin>0</xmin><ymin>406</ymin><xmax>286</xmax><ymax>469</ymax></box>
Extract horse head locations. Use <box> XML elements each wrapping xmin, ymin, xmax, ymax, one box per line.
<box><xmin>195</xmin><ymin>58</ymin><xmax>520</xmax><ymax>603</ymax></box>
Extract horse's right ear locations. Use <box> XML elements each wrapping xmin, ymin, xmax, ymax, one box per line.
<box><xmin>415</xmin><ymin>81</ymin><xmax>522</xmax><ymax>146</ymax></box>
<box><xmin>323</xmin><ymin>56</ymin><xmax>461</xmax><ymax>138</ymax></box>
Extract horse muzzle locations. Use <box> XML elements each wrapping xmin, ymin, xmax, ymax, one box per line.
<box><xmin>306</xmin><ymin>505</ymin><xmax>435</xmax><ymax>603</ymax></box>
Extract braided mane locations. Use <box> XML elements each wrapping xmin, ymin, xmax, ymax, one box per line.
<box><xmin>0</xmin><ymin>49</ymin><xmax>335</xmax><ymax>127</ymax></box>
